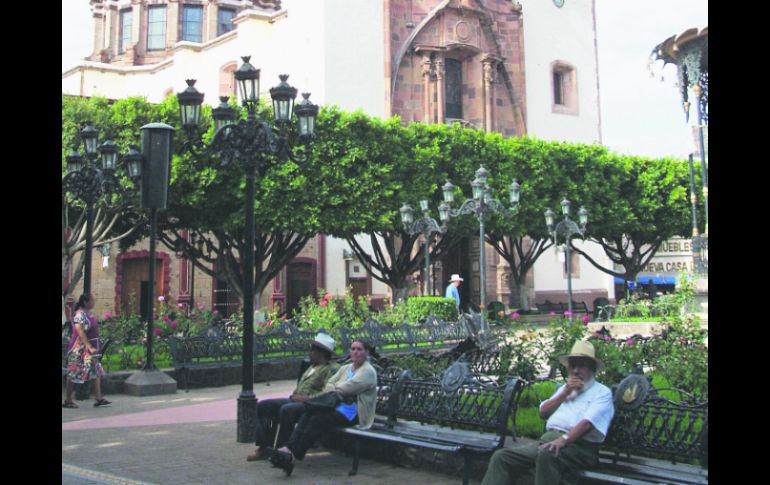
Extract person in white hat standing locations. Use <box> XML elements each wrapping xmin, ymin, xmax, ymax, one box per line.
<box><xmin>247</xmin><ymin>332</ymin><xmax>340</xmax><ymax>462</ymax></box>
<box><xmin>481</xmin><ymin>340</ymin><xmax>615</xmax><ymax>485</ymax></box>
<box><xmin>445</xmin><ymin>274</ymin><xmax>464</xmax><ymax>310</ymax></box>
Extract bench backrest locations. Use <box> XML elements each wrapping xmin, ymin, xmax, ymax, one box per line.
<box><xmin>254</xmin><ymin>322</ymin><xmax>317</xmax><ymax>359</ymax></box>
<box><xmin>604</xmin><ymin>374</ymin><xmax>708</xmax><ymax>466</ymax></box>
<box><xmin>338</xmin><ymin>317</ymin><xmax>467</xmax><ymax>355</ymax></box>
<box><xmin>389</xmin><ymin>372</ymin><xmax>524</xmax><ymax>441</ymax></box>
<box><xmin>169</xmin><ymin>334</ymin><xmax>243</xmax><ymax>364</ymax></box>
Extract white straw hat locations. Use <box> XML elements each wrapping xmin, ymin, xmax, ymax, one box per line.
<box><xmin>312</xmin><ymin>332</ymin><xmax>336</xmax><ymax>353</ymax></box>
<box><xmin>558</xmin><ymin>340</ymin><xmax>604</xmax><ymax>373</ymax></box>
<box><xmin>450</xmin><ymin>274</ymin><xmax>464</xmax><ymax>282</ymax></box>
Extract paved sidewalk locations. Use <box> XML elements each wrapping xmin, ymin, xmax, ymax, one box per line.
<box><xmin>62</xmin><ymin>380</ymin><xmax>478</xmax><ymax>484</ymax></box>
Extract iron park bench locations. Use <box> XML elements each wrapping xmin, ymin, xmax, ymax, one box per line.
<box><xmin>168</xmin><ymin>322</ymin><xmax>318</xmax><ymax>390</ymax></box>
<box><xmin>568</xmin><ymin>373</ymin><xmax>708</xmax><ymax>484</ymax></box>
<box><xmin>335</xmin><ymin>362</ymin><xmax>525</xmax><ymax>485</ymax></box>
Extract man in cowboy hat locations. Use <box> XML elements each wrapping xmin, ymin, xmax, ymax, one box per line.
<box><xmin>481</xmin><ymin>340</ymin><xmax>615</xmax><ymax>485</ymax></box>
<box><xmin>247</xmin><ymin>332</ymin><xmax>340</xmax><ymax>461</ymax></box>
<box><xmin>445</xmin><ymin>274</ymin><xmax>464</xmax><ymax>310</ymax></box>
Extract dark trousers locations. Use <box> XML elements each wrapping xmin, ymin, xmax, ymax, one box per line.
<box><xmin>286</xmin><ymin>409</ymin><xmax>357</xmax><ymax>460</ymax></box>
<box><xmin>481</xmin><ymin>430</ymin><xmax>599</xmax><ymax>485</ymax></box>
<box><xmin>255</xmin><ymin>398</ymin><xmax>307</xmax><ymax>449</ymax></box>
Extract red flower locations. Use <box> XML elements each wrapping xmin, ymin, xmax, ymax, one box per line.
<box><xmin>320</xmin><ymin>300</ymin><xmax>328</xmax><ymax>307</ymax></box>
<box><xmin>324</xmin><ymin>292</ymin><xmax>333</xmax><ymax>301</ymax></box>
<box><xmin>154</xmin><ymin>327</ymin><xmax>162</xmax><ymax>335</ymax></box>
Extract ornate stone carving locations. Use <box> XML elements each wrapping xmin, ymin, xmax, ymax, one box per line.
<box><xmin>421</xmin><ymin>54</ymin><xmax>434</xmax><ymax>78</ymax></box>
<box><xmin>455</xmin><ymin>20</ymin><xmax>471</xmax><ymax>42</ymax></box>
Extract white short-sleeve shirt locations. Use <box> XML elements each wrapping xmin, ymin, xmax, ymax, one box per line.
<box><xmin>540</xmin><ymin>380</ymin><xmax>615</xmax><ymax>443</ymax></box>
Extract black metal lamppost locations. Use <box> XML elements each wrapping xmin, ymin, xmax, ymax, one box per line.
<box><xmin>399</xmin><ymin>200</ymin><xmax>447</xmax><ymax>296</ymax></box>
<box><xmin>651</xmin><ymin>27</ymin><xmax>708</xmax><ymax>275</ymax></box>
<box><xmin>176</xmin><ymin>56</ymin><xmax>319</xmax><ymax>443</ymax></box>
<box><xmin>120</xmin><ymin>122</ymin><xmax>178</xmax><ymax>396</ymax></box>
<box><xmin>544</xmin><ymin>200</ymin><xmax>588</xmax><ymax>316</ymax></box>
<box><xmin>439</xmin><ymin>166</ymin><xmax>521</xmax><ymax>331</ymax></box>
<box><xmin>63</xmin><ymin>125</ymin><xmax>140</xmax><ymax>296</ymax></box>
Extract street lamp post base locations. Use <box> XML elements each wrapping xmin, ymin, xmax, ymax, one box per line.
<box><xmin>123</xmin><ymin>369</ymin><xmax>177</xmax><ymax>396</ymax></box>
<box><xmin>237</xmin><ymin>391</ymin><xmax>258</xmax><ymax>443</ymax></box>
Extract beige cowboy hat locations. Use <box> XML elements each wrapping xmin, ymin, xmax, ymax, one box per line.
<box><xmin>558</xmin><ymin>340</ymin><xmax>604</xmax><ymax>373</ymax></box>
<box><xmin>312</xmin><ymin>332</ymin><xmax>336</xmax><ymax>354</ymax></box>
<box><xmin>449</xmin><ymin>274</ymin><xmax>464</xmax><ymax>282</ymax></box>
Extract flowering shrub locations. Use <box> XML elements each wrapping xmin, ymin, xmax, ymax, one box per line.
<box><xmin>588</xmin><ymin>334</ymin><xmax>647</xmax><ymax>387</ymax></box>
<box><xmin>498</xmin><ymin>326</ymin><xmax>543</xmax><ymax>382</ymax></box>
<box><xmin>293</xmin><ymin>288</ymin><xmax>371</xmax><ymax>332</ymax></box>
<box><xmin>99</xmin><ymin>295</ymin><xmax>229</xmax><ymax>371</ymax></box>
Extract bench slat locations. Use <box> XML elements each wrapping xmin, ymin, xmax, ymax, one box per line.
<box><xmin>584</xmin><ymin>460</ymin><xmax>708</xmax><ymax>485</ymax></box>
<box><xmin>338</xmin><ymin>426</ymin><xmax>464</xmax><ymax>452</ymax></box>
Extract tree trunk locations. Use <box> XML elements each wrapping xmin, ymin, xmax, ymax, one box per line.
<box><xmin>519</xmin><ymin>281</ymin><xmax>531</xmax><ymax>312</ymax></box>
<box><xmin>392</xmin><ymin>285</ymin><xmax>410</xmax><ymax>304</ymax></box>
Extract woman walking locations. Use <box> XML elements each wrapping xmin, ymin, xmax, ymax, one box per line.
<box><xmin>63</xmin><ymin>294</ymin><xmax>112</xmax><ymax>408</ymax></box>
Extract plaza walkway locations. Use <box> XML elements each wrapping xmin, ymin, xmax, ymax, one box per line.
<box><xmin>62</xmin><ymin>379</ymin><xmax>478</xmax><ymax>485</ymax></box>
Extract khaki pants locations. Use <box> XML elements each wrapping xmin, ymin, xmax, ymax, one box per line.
<box><xmin>481</xmin><ymin>430</ymin><xmax>599</xmax><ymax>485</ymax></box>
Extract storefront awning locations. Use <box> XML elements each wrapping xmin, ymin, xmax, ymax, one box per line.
<box><xmin>613</xmin><ymin>276</ymin><xmax>678</xmax><ymax>285</ymax></box>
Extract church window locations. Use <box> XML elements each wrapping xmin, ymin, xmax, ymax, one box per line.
<box><xmin>147</xmin><ymin>5</ymin><xmax>167</xmax><ymax>51</ymax></box>
<box><xmin>119</xmin><ymin>8</ymin><xmax>132</xmax><ymax>54</ymax></box>
<box><xmin>445</xmin><ymin>58</ymin><xmax>463</xmax><ymax>120</ymax></box>
<box><xmin>551</xmin><ymin>61</ymin><xmax>578</xmax><ymax>114</ymax></box>
<box><xmin>218</xmin><ymin>8</ymin><xmax>236</xmax><ymax>36</ymax></box>
<box><xmin>181</xmin><ymin>5</ymin><xmax>204</xmax><ymax>43</ymax></box>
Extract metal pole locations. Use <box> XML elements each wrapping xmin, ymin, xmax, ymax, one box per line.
<box><xmin>687</xmin><ymin>154</ymin><xmax>699</xmax><ymax>237</ymax></box>
<box><xmin>83</xmin><ymin>203</ymin><xmax>95</xmax><ymax>296</ymax></box>
<box><xmin>694</xmin><ymin>84</ymin><xmax>708</xmax><ymax>235</ymax></box>
<box><xmin>144</xmin><ymin>207</ymin><xmax>157</xmax><ymax>370</ymax></box>
<box><xmin>565</xmin><ymin>237</ymin><xmax>573</xmax><ymax>316</ymax></box>
<box><xmin>479</xmin><ymin>205</ymin><xmax>486</xmax><ymax>328</ymax></box>
<box><xmin>424</xmin><ymin>233</ymin><xmax>431</xmax><ymax>296</ymax></box>
<box><xmin>237</xmin><ymin>163</ymin><xmax>257</xmax><ymax>443</ymax></box>
<box><xmin>189</xmin><ymin>254</ymin><xmax>195</xmax><ymax>317</ymax></box>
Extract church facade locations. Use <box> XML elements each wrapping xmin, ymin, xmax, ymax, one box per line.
<box><xmin>63</xmin><ymin>0</ymin><xmax>615</xmax><ymax>317</ymax></box>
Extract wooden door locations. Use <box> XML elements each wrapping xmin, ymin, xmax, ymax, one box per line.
<box><xmin>286</xmin><ymin>261</ymin><xmax>316</xmax><ymax>317</ymax></box>
<box><xmin>121</xmin><ymin>258</ymin><xmax>163</xmax><ymax>319</ymax></box>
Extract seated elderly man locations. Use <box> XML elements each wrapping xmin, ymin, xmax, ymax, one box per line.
<box><xmin>247</xmin><ymin>332</ymin><xmax>340</xmax><ymax>461</ymax></box>
<box><xmin>481</xmin><ymin>340</ymin><xmax>615</xmax><ymax>485</ymax></box>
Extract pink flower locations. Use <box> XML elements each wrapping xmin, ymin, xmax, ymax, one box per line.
<box><xmin>213</xmin><ymin>310</ymin><xmax>220</xmax><ymax>315</ymax></box>
<box><xmin>604</xmin><ymin>335</ymin><xmax>611</xmax><ymax>342</ymax></box>
<box><xmin>177</xmin><ymin>303</ymin><xmax>185</xmax><ymax>309</ymax></box>
<box><xmin>103</xmin><ymin>312</ymin><xmax>112</xmax><ymax>319</ymax></box>
<box><xmin>163</xmin><ymin>316</ymin><xmax>170</xmax><ymax>323</ymax></box>
<box><xmin>626</xmin><ymin>338</ymin><xmax>633</xmax><ymax>347</ymax></box>
<box><xmin>320</xmin><ymin>300</ymin><xmax>328</xmax><ymax>307</ymax></box>
<box><xmin>197</xmin><ymin>304</ymin><xmax>205</xmax><ymax>311</ymax></box>
<box><xmin>324</xmin><ymin>292</ymin><xmax>333</xmax><ymax>301</ymax></box>
<box><xmin>257</xmin><ymin>320</ymin><xmax>264</xmax><ymax>327</ymax></box>
<box><xmin>154</xmin><ymin>327</ymin><xmax>162</xmax><ymax>335</ymax></box>
<box><xmin>158</xmin><ymin>296</ymin><xmax>165</xmax><ymax>302</ymax></box>
<box><xmin>564</xmin><ymin>311</ymin><xmax>572</xmax><ymax>318</ymax></box>
<box><xmin>510</xmin><ymin>312</ymin><xmax>520</xmax><ymax>321</ymax></box>
<box><xmin>548</xmin><ymin>312</ymin><xmax>556</xmax><ymax>317</ymax></box>
<box><xmin>170</xmin><ymin>322</ymin><xmax>177</xmax><ymax>329</ymax></box>
<box><xmin>583</xmin><ymin>314</ymin><xmax>590</xmax><ymax>325</ymax></box>
<box><xmin>281</xmin><ymin>315</ymin><xmax>287</xmax><ymax>321</ymax></box>
<box><xmin>266</xmin><ymin>320</ymin><xmax>272</xmax><ymax>327</ymax></box>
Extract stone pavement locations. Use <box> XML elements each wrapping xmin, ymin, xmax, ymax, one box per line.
<box><xmin>62</xmin><ymin>379</ymin><xmax>481</xmax><ymax>485</ymax></box>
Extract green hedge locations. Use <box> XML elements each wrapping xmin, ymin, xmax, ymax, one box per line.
<box><xmin>405</xmin><ymin>296</ymin><xmax>458</xmax><ymax>322</ymax></box>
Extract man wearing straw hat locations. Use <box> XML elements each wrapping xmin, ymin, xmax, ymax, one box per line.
<box><xmin>445</xmin><ymin>274</ymin><xmax>464</xmax><ymax>310</ymax></box>
<box><xmin>481</xmin><ymin>340</ymin><xmax>615</xmax><ymax>485</ymax></box>
<box><xmin>247</xmin><ymin>332</ymin><xmax>339</xmax><ymax>462</ymax></box>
